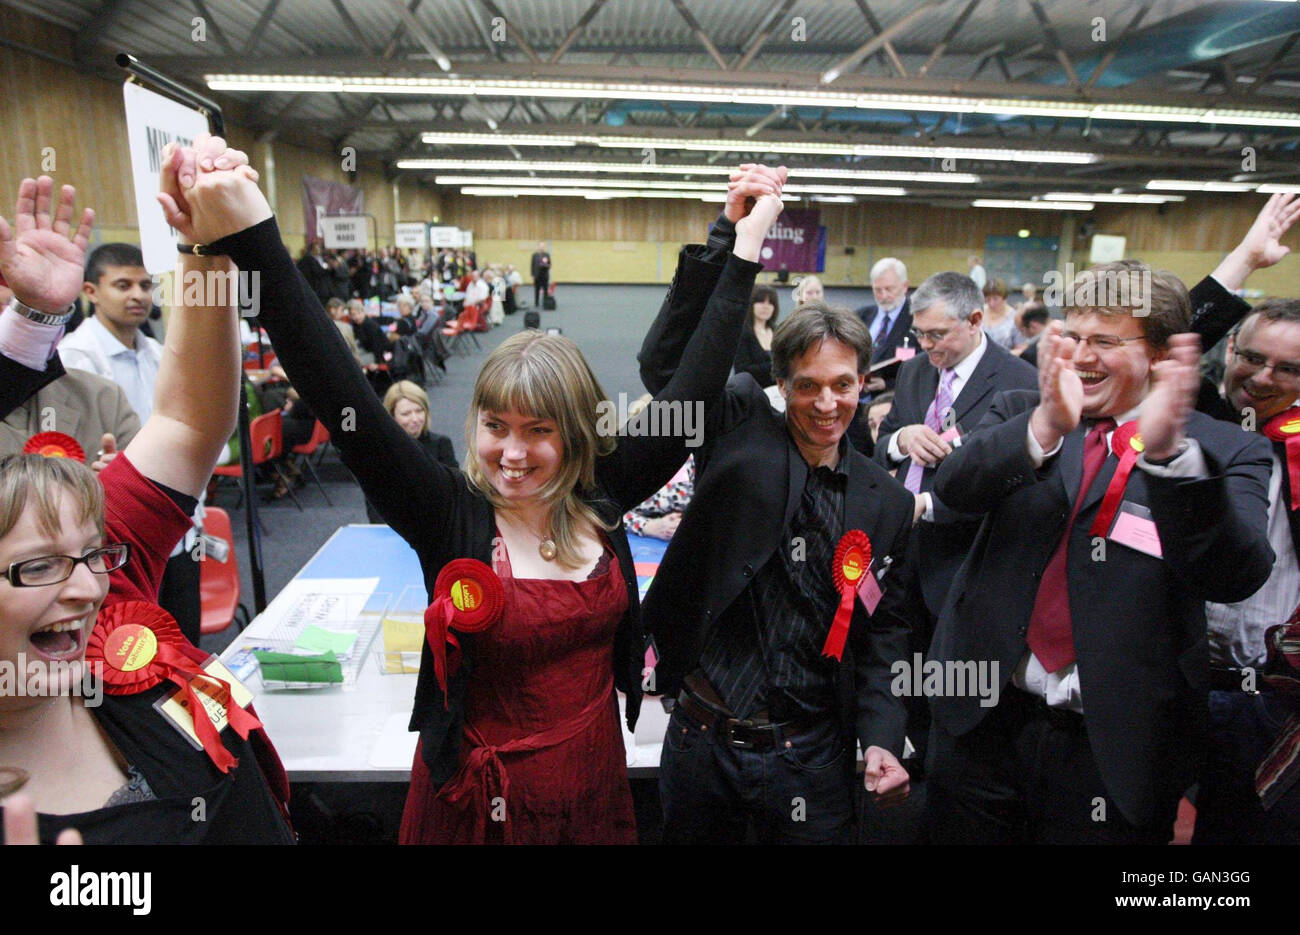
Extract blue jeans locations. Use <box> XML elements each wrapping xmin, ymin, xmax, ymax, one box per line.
<box><xmin>1193</xmin><ymin>689</ymin><xmax>1300</xmax><ymax>844</ymax></box>
<box><xmin>658</xmin><ymin>705</ymin><xmax>856</xmax><ymax>844</ymax></box>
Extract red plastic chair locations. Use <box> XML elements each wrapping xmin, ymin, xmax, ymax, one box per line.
<box><xmin>199</xmin><ymin>507</ymin><xmax>248</xmax><ymax>635</ymax></box>
<box><xmin>289</xmin><ymin>420</ymin><xmax>333</xmax><ymax>505</ymax></box>
<box><xmin>212</xmin><ymin>409</ymin><xmax>302</xmax><ymax>511</ymax></box>
<box><xmin>442</xmin><ymin>302</ymin><xmax>486</xmax><ymax>353</ymax></box>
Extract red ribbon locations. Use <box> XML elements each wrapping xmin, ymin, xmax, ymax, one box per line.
<box><xmin>424</xmin><ymin>559</ymin><xmax>505</xmax><ymax>707</ymax></box>
<box><xmin>86</xmin><ymin>601</ymin><xmax>262</xmax><ymax>773</ymax></box>
<box><xmin>1088</xmin><ymin>421</ymin><xmax>1143</xmax><ymax>539</ymax></box>
<box><xmin>824</xmin><ymin>531</ymin><xmax>872</xmax><ymax>661</ymax></box>
<box><xmin>22</xmin><ymin>432</ymin><xmax>85</xmax><ymax>463</ymax></box>
<box><xmin>1263</xmin><ymin>408</ymin><xmax>1300</xmax><ymax>512</ymax></box>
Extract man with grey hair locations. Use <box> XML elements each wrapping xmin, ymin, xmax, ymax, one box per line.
<box><xmin>856</xmin><ymin>257</ymin><xmax>913</xmax><ymax>393</ymax></box>
<box><xmin>873</xmin><ymin>271</ymin><xmax>1037</xmax><ymax>775</ymax></box>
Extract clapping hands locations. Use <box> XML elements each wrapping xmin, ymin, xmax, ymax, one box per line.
<box><xmin>1029</xmin><ymin>321</ymin><xmax>1084</xmax><ymax>452</ymax></box>
<box><xmin>1138</xmin><ymin>332</ymin><xmax>1201</xmax><ymax>461</ymax></box>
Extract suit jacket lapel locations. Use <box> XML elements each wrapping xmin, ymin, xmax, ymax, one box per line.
<box><xmin>1060</xmin><ymin>425</ymin><xmax>1086</xmax><ymax>509</ymax></box>
<box><xmin>783</xmin><ymin>433</ymin><xmax>808</xmax><ymax>532</ymax></box>
<box><xmin>951</xmin><ymin>355</ymin><xmax>996</xmax><ymax>426</ymax></box>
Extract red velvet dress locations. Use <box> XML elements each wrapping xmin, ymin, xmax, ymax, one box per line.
<box><xmin>400</xmin><ymin>537</ymin><xmax>638</xmax><ymax>844</ymax></box>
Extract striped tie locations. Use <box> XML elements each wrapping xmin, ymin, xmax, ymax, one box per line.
<box><xmin>904</xmin><ymin>368</ymin><xmax>956</xmax><ymax>494</ymax></box>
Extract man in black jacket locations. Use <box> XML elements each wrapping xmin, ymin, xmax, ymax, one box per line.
<box><xmin>856</xmin><ymin>257</ymin><xmax>914</xmax><ymax>392</ymax></box>
<box><xmin>928</xmin><ymin>262</ymin><xmax>1273</xmax><ymax>844</ymax></box>
<box><xmin>639</xmin><ymin>169</ymin><xmax>914</xmax><ymax>843</ymax></box>
<box><xmin>530</xmin><ymin>242</ymin><xmax>551</xmax><ymax>308</ymax></box>
<box><xmin>872</xmin><ymin>271</ymin><xmax>1038</xmax><ymax>771</ymax></box>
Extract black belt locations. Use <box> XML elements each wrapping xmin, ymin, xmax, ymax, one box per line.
<box><xmin>1208</xmin><ymin>665</ymin><xmax>1263</xmax><ymax>694</ymax></box>
<box><xmin>1008</xmin><ymin>686</ymin><xmax>1086</xmax><ymax>730</ymax></box>
<box><xmin>675</xmin><ymin>685</ymin><xmax>816</xmax><ymax>750</ymax></box>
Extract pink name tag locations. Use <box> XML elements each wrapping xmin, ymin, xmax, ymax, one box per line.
<box><xmin>1109</xmin><ymin>503</ymin><xmax>1163</xmax><ymax>559</ymax></box>
<box><xmin>894</xmin><ymin>347</ymin><xmax>916</xmax><ymax>361</ymax></box>
<box><xmin>939</xmin><ymin>426</ymin><xmax>962</xmax><ymax>444</ymax></box>
<box><xmin>857</xmin><ymin>570</ymin><xmax>884</xmax><ymax>614</ymax></box>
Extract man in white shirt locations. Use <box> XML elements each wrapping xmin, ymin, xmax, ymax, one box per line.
<box><xmin>967</xmin><ymin>254</ymin><xmax>987</xmax><ymax>291</ymax></box>
<box><xmin>60</xmin><ymin>244</ymin><xmax>162</xmax><ymax>422</ymax></box>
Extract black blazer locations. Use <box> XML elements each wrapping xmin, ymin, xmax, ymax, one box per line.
<box><xmin>873</xmin><ymin>339</ymin><xmax>1039</xmax><ymax>614</ymax></box>
<box><xmin>931</xmin><ymin>390</ymin><xmax>1274</xmax><ymax>826</ymax></box>
<box><xmin>733</xmin><ymin>325</ymin><xmax>775</xmax><ymax>388</ymax></box>
<box><xmin>640</xmin><ymin>231</ymin><xmax>914</xmax><ymax>757</ymax></box>
<box><xmin>857</xmin><ymin>297</ymin><xmax>914</xmax><ymax>366</ymax></box>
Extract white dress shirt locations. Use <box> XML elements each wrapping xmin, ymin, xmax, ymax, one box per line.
<box><xmin>1205</xmin><ymin>452</ymin><xmax>1300</xmax><ymax>669</ymax></box>
<box><xmin>58</xmin><ymin>315</ymin><xmax>162</xmax><ymax>423</ymax></box>
<box><xmin>1019</xmin><ymin>404</ymin><xmax>1207</xmax><ymax>711</ymax></box>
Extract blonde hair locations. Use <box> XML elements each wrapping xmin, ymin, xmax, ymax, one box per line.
<box><xmin>383</xmin><ymin>380</ymin><xmax>430</xmax><ymax>426</ymax></box>
<box><xmin>463</xmin><ymin>330</ymin><xmax>617</xmax><ymax>569</ymax></box>
<box><xmin>0</xmin><ymin>454</ymin><xmax>104</xmax><ymax>542</ymax></box>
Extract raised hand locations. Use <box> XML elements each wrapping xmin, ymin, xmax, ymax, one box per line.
<box><xmin>734</xmin><ymin>191</ymin><xmax>787</xmax><ymax>260</ymax></box>
<box><xmin>725</xmin><ymin>163</ymin><xmax>788</xmax><ymax>224</ymax></box>
<box><xmin>0</xmin><ymin>177</ymin><xmax>94</xmax><ymax>313</ymax></box>
<box><xmin>1139</xmin><ymin>333</ymin><xmax>1201</xmax><ymax>460</ymax></box>
<box><xmin>1029</xmin><ymin>321</ymin><xmax>1083</xmax><ymax>453</ymax></box>
<box><xmin>157</xmin><ymin>134</ymin><xmax>264</xmax><ymax>246</ymax></box>
<box><xmin>1213</xmin><ymin>193</ymin><xmax>1300</xmax><ymax>290</ymax></box>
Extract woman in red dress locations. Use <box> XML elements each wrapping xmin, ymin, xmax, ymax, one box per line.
<box><xmin>172</xmin><ymin>141</ymin><xmax>787</xmax><ymax>843</ymax></box>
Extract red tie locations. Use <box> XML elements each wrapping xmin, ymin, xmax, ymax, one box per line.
<box><xmin>1026</xmin><ymin>418</ymin><xmax>1115</xmax><ymax>673</ymax></box>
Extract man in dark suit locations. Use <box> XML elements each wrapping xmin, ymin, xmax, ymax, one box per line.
<box><xmin>530</xmin><ymin>242</ymin><xmax>551</xmax><ymax>308</ymax></box>
<box><xmin>927</xmin><ymin>261</ymin><xmax>1274</xmax><ymax>844</ymax></box>
<box><xmin>872</xmin><ymin>271</ymin><xmax>1038</xmax><ymax>770</ymax></box>
<box><xmin>856</xmin><ymin>257</ymin><xmax>914</xmax><ymax>392</ymax></box>
<box><xmin>639</xmin><ymin>169</ymin><xmax>914</xmax><ymax>844</ymax></box>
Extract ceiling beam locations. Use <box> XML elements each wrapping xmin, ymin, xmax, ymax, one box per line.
<box><xmin>73</xmin><ymin>0</ymin><xmax>129</xmax><ymax>62</ymax></box>
<box><xmin>387</xmin><ymin>0</ymin><xmax>452</xmax><ymax>70</ymax></box>
<box><xmin>917</xmin><ymin>0</ymin><xmax>982</xmax><ymax>77</ymax></box>
<box><xmin>736</xmin><ymin>0</ymin><xmax>799</xmax><ymax>71</ymax></box>
<box><xmin>243</xmin><ymin>0</ymin><xmax>283</xmax><ymax>57</ymax></box>
<box><xmin>669</xmin><ymin>0</ymin><xmax>730</xmax><ymax>71</ymax></box>
<box><xmin>460</xmin><ymin>0</ymin><xmax>504</xmax><ymax>60</ymax></box>
<box><xmin>822</xmin><ymin>2</ymin><xmax>942</xmax><ymax>84</ymax></box>
<box><xmin>476</xmin><ymin>0</ymin><xmax>541</xmax><ymax>64</ymax></box>
<box><xmin>1026</xmin><ymin>0</ymin><xmax>1082</xmax><ymax>92</ymax></box>
<box><xmin>1082</xmin><ymin>2</ymin><xmax>1149</xmax><ymax>92</ymax></box>
<box><xmin>851</xmin><ymin>0</ymin><xmax>910</xmax><ymax>79</ymax></box>
<box><xmin>189</xmin><ymin>0</ymin><xmax>235</xmax><ymax>55</ymax></box>
<box><xmin>1245</xmin><ymin>32</ymin><xmax>1300</xmax><ymax>96</ymax></box>
<box><xmin>549</xmin><ymin>0</ymin><xmax>609</xmax><ymax>64</ymax></box>
<box><xmin>329</xmin><ymin>0</ymin><xmax>378</xmax><ymax>57</ymax></box>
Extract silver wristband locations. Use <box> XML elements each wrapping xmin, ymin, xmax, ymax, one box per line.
<box><xmin>6</xmin><ymin>295</ymin><xmax>75</xmax><ymax>327</ymax></box>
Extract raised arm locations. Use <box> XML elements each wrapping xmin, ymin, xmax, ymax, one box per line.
<box><xmin>171</xmin><ymin>137</ymin><xmax>456</xmax><ymax>554</ymax></box>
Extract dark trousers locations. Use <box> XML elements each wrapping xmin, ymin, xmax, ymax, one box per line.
<box><xmin>1193</xmin><ymin>689</ymin><xmax>1300</xmax><ymax>844</ymax></box>
<box><xmin>926</xmin><ymin>687</ymin><xmax>1176</xmax><ymax>844</ymax></box>
<box><xmin>658</xmin><ymin>704</ymin><xmax>856</xmax><ymax>844</ymax></box>
<box><xmin>534</xmin><ymin>271</ymin><xmax>549</xmax><ymax>307</ymax></box>
<box><xmin>158</xmin><ymin>548</ymin><xmax>201</xmax><ymax>646</ymax></box>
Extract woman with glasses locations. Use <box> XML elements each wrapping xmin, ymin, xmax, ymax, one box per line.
<box><xmin>0</xmin><ymin>158</ymin><xmax>293</xmax><ymax>844</ymax></box>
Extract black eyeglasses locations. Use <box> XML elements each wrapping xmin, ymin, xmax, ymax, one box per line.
<box><xmin>1060</xmin><ymin>332</ymin><xmax>1147</xmax><ymax>353</ymax></box>
<box><xmin>5</xmin><ymin>544</ymin><xmax>131</xmax><ymax>588</ymax></box>
<box><xmin>1233</xmin><ymin>348</ymin><xmax>1300</xmax><ymax>383</ymax></box>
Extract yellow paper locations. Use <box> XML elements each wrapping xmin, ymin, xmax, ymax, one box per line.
<box><xmin>158</xmin><ymin>658</ymin><xmax>255</xmax><ymax>748</ymax></box>
<box><xmin>380</xmin><ymin>617</ymin><xmax>424</xmax><ymax>674</ymax></box>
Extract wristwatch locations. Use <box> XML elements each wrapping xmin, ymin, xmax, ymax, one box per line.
<box><xmin>5</xmin><ymin>295</ymin><xmax>75</xmax><ymax>326</ymax></box>
<box><xmin>177</xmin><ymin>242</ymin><xmax>226</xmax><ymax>256</ymax></box>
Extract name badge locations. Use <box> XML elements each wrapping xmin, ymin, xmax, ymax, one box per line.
<box><xmin>1106</xmin><ymin>500</ymin><xmax>1163</xmax><ymax>559</ymax></box>
<box><xmin>154</xmin><ymin>656</ymin><xmax>254</xmax><ymax>752</ymax></box>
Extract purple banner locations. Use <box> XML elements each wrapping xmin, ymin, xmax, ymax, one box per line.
<box><xmin>302</xmin><ymin>175</ymin><xmax>365</xmax><ymax>242</ymax></box>
<box><xmin>760</xmin><ymin>207</ymin><xmax>821</xmax><ymax>272</ymax></box>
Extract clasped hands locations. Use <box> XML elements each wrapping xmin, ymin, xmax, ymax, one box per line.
<box><xmin>155</xmin><ymin>133</ymin><xmax>271</xmax><ymax>247</ymax></box>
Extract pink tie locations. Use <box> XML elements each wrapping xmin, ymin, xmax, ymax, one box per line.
<box><xmin>905</xmin><ymin>368</ymin><xmax>956</xmax><ymax>494</ymax></box>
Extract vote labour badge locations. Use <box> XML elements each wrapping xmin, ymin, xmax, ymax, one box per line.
<box><xmin>1264</xmin><ymin>408</ymin><xmax>1300</xmax><ymax>511</ymax></box>
<box><xmin>426</xmin><ymin>559</ymin><xmax>505</xmax><ymax>706</ymax></box>
<box><xmin>23</xmin><ymin>432</ymin><xmax>85</xmax><ymax>462</ymax></box>
<box><xmin>824</xmin><ymin>531</ymin><xmax>873</xmax><ymax>661</ymax></box>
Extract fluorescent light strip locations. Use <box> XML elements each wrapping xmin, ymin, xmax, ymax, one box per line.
<box><xmin>1043</xmin><ymin>192</ymin><xmax>1185</xmax><ymax>204</ymax></box>
<box><xmin>458</xmin><ymin>186</ymin><xmax>788</xmax><ymax>203</ymax></box>
<box><xmin>396</xmin><ymin>158</ymin><xmax>980</xmax><ymax>183</ymax></box>
<box><xmin>972</xmin><ymin>199</ymin><xmax>1095</xmax><ymax>211</ymax></box>
<box><xmin>1256</xmin><ymin>183</ymin><xmax>1300</xmax><ymax>193</ymax></box>
<box><xmin>1146</xmin><ymin>179</ymin><xmax>1256</xmax><ymax>192</ymax></box>
<box><xmin>205</xmin><ymin>74</ymin><xmax>1300</xmax><ymax>128</ymax></box>
<box><xmin>433</xmin><ymin>175</ymin><xmax>907</xmax><ymax>196</ymax></box>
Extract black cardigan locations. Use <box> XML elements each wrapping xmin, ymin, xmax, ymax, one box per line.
<box><xmin>212</xmin><ymin>217</ymin><xmax>760</xmax><ymax>784</ymax></box>
<box><xmin>733</xmin><ymin>325</ymin><xmax>775</xmax><ymax>388</ymax></box>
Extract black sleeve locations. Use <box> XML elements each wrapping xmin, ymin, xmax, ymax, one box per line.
<box><xmin>732</xmin><ymin>328</ymin><xmax>773</xmax><ymax>388</ymax></box>
<box><xmin>1190</xmin><ymin>275</ymin><xmax>1252</xmax><ymax>351</ymax></box>
<box><xmin>212</xmin><ymin>218</ymin><xmax>456</xmax><ymax>556</ymax></box>
<box><xmin>0</xmin><ymin>352</ymin><xmax>65</xmax><ymax>421</ymax></box>
<box><xmin>152</xmin><ymin>479</ymin><xmax>199</xmax><ymax>517</ymax></box>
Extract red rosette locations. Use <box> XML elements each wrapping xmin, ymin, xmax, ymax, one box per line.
<box><xmin>1088</xmin><ymin>420</ymin><xmax>1142</xmax><ymax>539</ymax></box>
<box><xmin>1264</xmin><ymin>407</ymin><xmax>1300</xmax><ymax>512</ymax></box>
<box><xmin>86</xmin><ymin>600</ymin><xmax>261</xmax><ymax>773</ymax></box>
<box><xmin>22</xmin><ymin>432</ymin><xmax>85</xmax><ymax>463</ymax></box>
<box><xmin>824</xmin><ymin>531</ymin><xmax>872</xmax><ymax>661</ymax></box>
<box><xmin>425</xmin><ymin>559</ymin><xmax>505</xmax><ymax>706</ymax></box>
